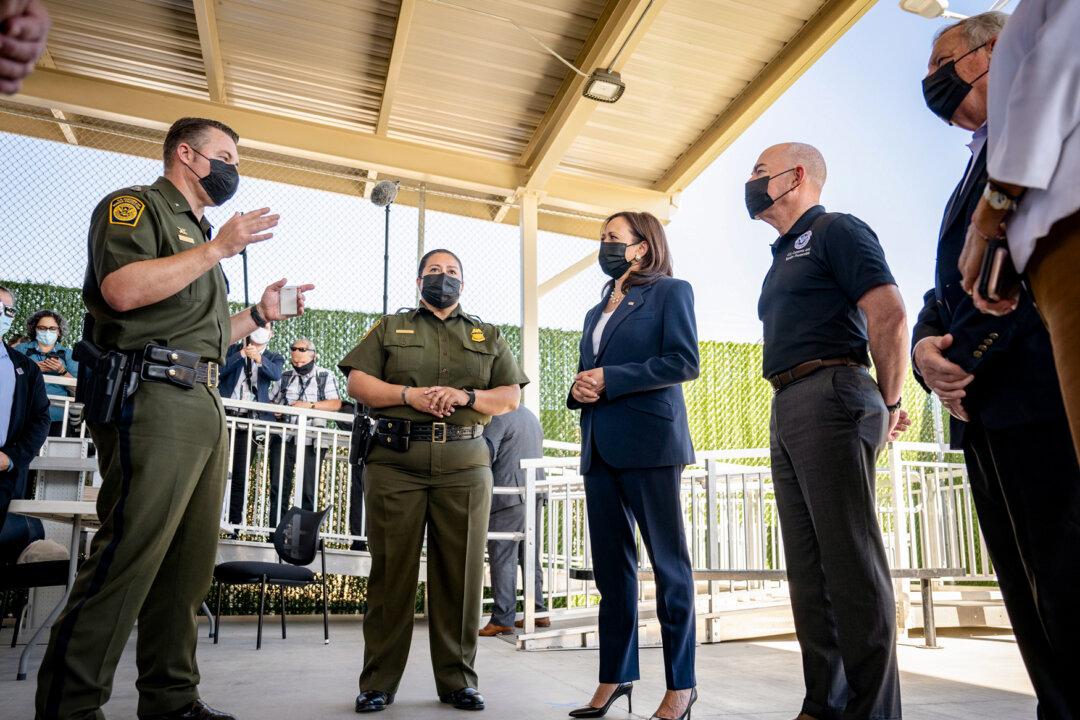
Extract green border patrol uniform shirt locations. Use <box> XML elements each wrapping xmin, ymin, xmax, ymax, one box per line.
<box><xmin>82</xmin><ymin>176</ymin><xmax>230</xmax><ymax>364</ymax></box>
<box><xmin>339</xmin><ymin>304</ymin><xmax>530</xmax><ymax>422</ymax></box>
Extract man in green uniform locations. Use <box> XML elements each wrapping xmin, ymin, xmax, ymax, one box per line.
<box><xmin>35</xmin><ymin>117</ymin><xmax>311</xmax><ymax>720</ymax></box>
<box><xmin>341</xmin><ymin>249</ymin><xmax>528</xmax><ymax>714</ymax></box>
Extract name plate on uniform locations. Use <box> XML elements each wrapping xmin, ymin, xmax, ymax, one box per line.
<box><xmin>395</xmin><ymin>329</ymin><xmax>415</xmax><ymax>334</ymax></box>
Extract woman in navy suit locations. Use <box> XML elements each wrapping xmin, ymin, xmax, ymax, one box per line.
<box><xmin>567</xmin><ymin>212</ymin><xmax>699</xmax><ymax>720</ymax></box>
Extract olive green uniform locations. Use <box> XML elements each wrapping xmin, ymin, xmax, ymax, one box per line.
<box><xmin>36</xmin><ymin>178</ymin><xmax>231</xmax><ymax>720</ymax></box>
<box><xmin>339</xmin><ymin>305</ymin><xmax>528</xmax><ymax>696</ymax></box>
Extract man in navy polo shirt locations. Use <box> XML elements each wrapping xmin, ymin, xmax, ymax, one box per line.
<box><xmin>749</xmin><ymin>142</ymin><xmax>910</xmax><ymax>720</ymax></box>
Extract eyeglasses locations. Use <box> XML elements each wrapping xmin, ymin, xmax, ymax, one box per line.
<box><xmin>0</xmin><ymin>304</ymin><xmax>15</xmax><ymax>319</ymax></box>
<box><xmin>289</xmin><ymin>346</ymin><xmax>313</xmax><ymax>353</ymax></box>
<box><xmin>36</xmin><ymin>325</ymin><xmax>60</xmax><ymax>332</ymax></box>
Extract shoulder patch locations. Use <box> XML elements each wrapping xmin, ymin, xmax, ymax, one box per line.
<box><xmin>109</xmin><ymin>195</ymin><xmax>146</xmax><ymax>227</ymax></box>
<box><xmin>362</xmin><ymin>318</ymin><xmax>382</xmax><ymax>341</ymax></box>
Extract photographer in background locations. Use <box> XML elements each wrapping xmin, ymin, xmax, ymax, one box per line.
<box><xmin>13</xmin><ymin>309</ymin><xmax>78</xmax><ymax>437</ymax></box>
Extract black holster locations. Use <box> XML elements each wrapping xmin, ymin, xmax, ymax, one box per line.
<box><xmin>73</xmin><ymin>321</ymin><xmax>139</xmax><ymax>425</ymax></box>
<box><xmin>349</xmin><ymin>412</ymin><xmax>376</xmax><ymax>465</ymax></box>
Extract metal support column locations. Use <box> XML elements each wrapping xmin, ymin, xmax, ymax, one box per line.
<box><xmin>519</xmin><ymin>191</ymin><xmax>541</xmax><ymax>414</ymax></box>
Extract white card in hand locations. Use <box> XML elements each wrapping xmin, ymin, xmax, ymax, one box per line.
<box><xmin>279</xmin><ymin>286</ymin><xmax>299</xmax><ymax>316</ymax></box>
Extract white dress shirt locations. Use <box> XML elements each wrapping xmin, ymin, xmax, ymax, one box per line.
<box><xmin>987</xmin><ymin>0</ymin><xmax>1080</xmax><ymax>271</ymax></box>
<box><xmin>592</xmin><ymin>310</ymin><xmax>614</xmax><ymax>356</ymax></box>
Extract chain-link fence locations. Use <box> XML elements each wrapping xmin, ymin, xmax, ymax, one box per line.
<box><xmin>0</xmin><ymin>99</ymin><xmax>948</xmax><ymax>459</ymax></box>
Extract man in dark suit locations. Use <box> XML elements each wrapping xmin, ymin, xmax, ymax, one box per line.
<box><xmin>0</xmin><ymin>285</ymin><xmax>52</xmax><ymax>530</ymax></box>
<box><xmin>478</xmin><ymin>405</ymin><xmax>546</xmax><ymax>636</ymax></box>
<box><xmin>218</xmin><ymin>324</ymin><xmax>284</xmax><ymax>526</ymax></box>
<box><xmin>916</xmin><ymin>14</ymin><xmax>1080</xmax><ymax>718</ymax></box>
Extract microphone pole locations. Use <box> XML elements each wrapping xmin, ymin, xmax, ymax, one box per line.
<box><xmin>383</xmin><ymin>204</ymin><xmax>390</xmax><ymax>316</ymax></box>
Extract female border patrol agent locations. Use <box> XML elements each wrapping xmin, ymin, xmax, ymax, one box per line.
<box><xmin>341</xmin><ymin>249</ymin><xmax>528</xmax><ymax>714</ymax></box>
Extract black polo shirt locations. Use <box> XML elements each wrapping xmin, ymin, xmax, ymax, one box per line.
<box><xmin>758</xmin><ymin>205</ymin><xmax>896</xmax><ymax>378</ymax></box>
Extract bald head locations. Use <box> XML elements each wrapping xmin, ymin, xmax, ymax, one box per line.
<box><xmin>747</xmin><ymin>142</ymin><xmax>828</xmax><ymax>234</ymax></box>
<box><xmin>765</xmin><ymin>142</ymin><xmax>827</xmax><ymax>188</ymax></box>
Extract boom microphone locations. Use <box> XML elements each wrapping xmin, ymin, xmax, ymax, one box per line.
<box><xmin>371</xmin><ymin>180</ymin><xmax>400</xmax><ymax>208</ymax></box>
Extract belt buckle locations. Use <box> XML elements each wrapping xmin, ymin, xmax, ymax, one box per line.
<box><xmin>206</xmin><ymin>361</ymin><xmax>219</xmax><ymax>389</ymax></box>
<box><xmin>432</xmin><ymin>422</ymin><xmax>447</xmax><ymax>443</ymax></box>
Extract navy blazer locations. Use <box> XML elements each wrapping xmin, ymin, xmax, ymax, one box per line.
<box><xmin>1</xmin><ymin>347</ymin><xmax>51</xmax><ymax>520</ymax></box>
<box><xmin>218</xmin><ymin>343</ymin><xmax>285</xmax><ymax>421</ymax></box>
<box><xmin>567</xmin><ymin>276</ymin><xmax>699</xmax><ymax>475</ymax></box>
<box><xmin>912</xmin><ymin>147</ymin><xmax>1065</xmax><ymax>447</ymax></box>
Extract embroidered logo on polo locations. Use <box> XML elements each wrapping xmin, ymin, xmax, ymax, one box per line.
<box><xmin>786</xmin><ymin>230</ymin><xmax>813</xmax><ymax>262</ymax></box>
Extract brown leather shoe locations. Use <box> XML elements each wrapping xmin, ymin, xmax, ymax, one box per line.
<box><xmin>515</xmin><ymin>617</ymin><xmax>551</xmax><ymax>628</ymax></box>
<box><xmin>478</xmin><ymin>622</ymin><xmax>512</xmax><ymax>636</ymax></box>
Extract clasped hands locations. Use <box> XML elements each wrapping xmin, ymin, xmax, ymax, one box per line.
<box><xmin>406</xmin><ymin>386</ymin><xmax>471</xmax><ymax>418</ymax></box>
<box><xmin>570</xmin><ymin>368</ymin><xmax>605</xmax><ymax>405</ymax></box>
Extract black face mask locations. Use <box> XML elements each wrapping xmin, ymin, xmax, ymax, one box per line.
<box><xmin>421</xmin><ymin>273</ymin><xmax>462</xmax><ymax>309</ymax></box>
<box><xmin>183</xmin><ymin>148</ymin><xmax>240</xmax><ymax>206</ymax></box>
<box><xmin>293</xmin><ymin>359</ymin><xmax>316</xmax><ymax>375</ymax></box>
<box><xmin>922</xmin><ymin>43</ymin><xmax>988</xmax><ymax>125</ymax></box>
<box><xmin>745</xmin><ymin>168</ymin><xmax>796</xmax><ymax>219</ymax></box>
<box><xmin>598</xmin><ymin>240</ymin><xmax>642</xmax><ymax>279</ymax></box>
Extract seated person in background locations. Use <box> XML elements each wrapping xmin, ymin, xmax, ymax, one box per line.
<box><xmin>14</xmin><ymin>309</ymin><xmax>78</xmax><ymax>437</ymax></box>
<box><xmin>218</xmin><ymin>323</ymin><xmax>284</xmax><ymax>526</ymax></box>
<box><xmin>267</xmin><ymin>337</ymin><xmax>341</xmax><ymax>525</ymax></box>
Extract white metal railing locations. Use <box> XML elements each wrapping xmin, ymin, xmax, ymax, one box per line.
<box><xmin>39</xmin><ymin>376</ymin><xmax>992</xmax><ymax>634</ymax></box>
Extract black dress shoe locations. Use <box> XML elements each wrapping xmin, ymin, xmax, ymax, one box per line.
<box><xmin>355</xmin><ymin>690</ymin><xmax>394</xmax><ymax>713</ymax></box>
<box><xmin>439</xmin><ymin>687</ymin><xmax>485</xmax><ymax>711</ymax></box>
<box><xmin>147</xmin><ymin>699</ymin><xmax>237</xmax><ymax>720</ymax></box>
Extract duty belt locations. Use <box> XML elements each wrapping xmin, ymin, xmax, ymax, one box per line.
<box><xmin>768</xmin><ymin>357</ymin><xmax>863</xmax><ymax>392</ymax></box>
<box><xmin>376</xmin><ymin>418</ymin><xmax>484</xmax><ymax>443</ymax></box>
<box><xmin>134</xmin><ymin>344</ymin><xmax>220</xmax><ymax>390</ymax></box>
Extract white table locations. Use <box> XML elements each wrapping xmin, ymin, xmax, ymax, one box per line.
<box><xmin>6</xmin><ymin>499</ymin><xmax>99</xmax><ymax>680</ymax></box>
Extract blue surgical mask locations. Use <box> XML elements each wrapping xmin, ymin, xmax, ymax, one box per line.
<box><xmin>37</xmin><ymin>329</ymin><xmax>59</xmax><ymax>347</ymax></box>
<box><xmin>0</xmin><ymin>315</ymin><xmax>12</xmax><ymax>336</ymax></box>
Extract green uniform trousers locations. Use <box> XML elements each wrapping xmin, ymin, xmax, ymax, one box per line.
<box><xmin>360</xmin><ymin>436</ymin><xmax>492</xmax><ymax>696</ymax></box>
<box><xmin>35</xmin><ymin>381</ymin><xmax>227</xmax><ymax>720</ymax></box>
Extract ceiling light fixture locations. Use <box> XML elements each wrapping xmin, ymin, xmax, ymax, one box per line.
<box><xmin>898</xmin><ymin>0</ymin><xmax>968</xmax><ymax>19</ymax></box>
<box><xmin>426</xmin><ymin>0</ymin><xmax>652</xmax><ymax>104</ymax></box>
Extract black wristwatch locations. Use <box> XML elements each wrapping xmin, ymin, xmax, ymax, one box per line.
<box><xmin>250</xmin><ymin>304</ymin><xmax>269</xmax><ymax>329</ymax></box>
<box><xmin>464</xmin><ymin>389</ymin><xmax>477</xmax><ymax>409</ymax></box>
<box><xmin>886</xmin><ymin>397</ymin><xmax>902</xmax><ymax>413</ymax></box>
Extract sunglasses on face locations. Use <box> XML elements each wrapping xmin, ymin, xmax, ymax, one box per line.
<box><xmin>290</xmin><ymin>346</ymin><xmax>313</xmax><ymax>353</ymax></box>
<box><xmin>1</xmin><ymin>304</ymin><xmax>15</xmax><ymax>318</ymax></box>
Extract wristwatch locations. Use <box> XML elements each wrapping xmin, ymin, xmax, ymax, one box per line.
<box><xmin>464</xmin><ymin>389</ymin><xmax>477</xmax><ymax>408</ymax></box>
<box><xmin>401</xmin><ymin>386</ymin><xmax>412</xmax><ymax>406</ymax></box>
<box><xmin>249</xmin><ymin>304</ymin><xmax>269</xmax><ymax>329</ymax></box>
<box><xmin>886</xmin><ymin>397</ymin><xmax>902</xmax><ymax>413</ymax></box>
<box><xmin>982</xmin><ymin>182</ymin><xmax>1019</xmax><ymax>212</ymax></box>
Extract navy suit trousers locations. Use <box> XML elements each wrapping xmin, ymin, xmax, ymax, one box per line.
<box><xmin>583</xmin><ymin>444</ymin><xmax>696</xmax><ymax>690</ymax></box>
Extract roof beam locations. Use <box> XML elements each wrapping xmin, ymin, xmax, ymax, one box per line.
<box><xmin>519</xmin><ymin>0</ymin><xmax>667</xmax><ymax>193</ymax></box>
<box><xmin>12</xmin><ymin>68</ymin><xmax>676</xmax><ymax>222</ymax></box>
<box><xmin>193</xmin><ymin>0</ymin><xmax>227</xmax><ymax>103</ymax></box>
<box><xmin>654</xmin><ymin>0</ymin><xmax>877</xmax><ymax>194</ymax></box>
<box><xmin>34</xmin><ymin>47</ymin><xmax>78</xmax><ymax>145</ymax></box>
<box><xmin>376</xmin><ymin>0</ymin><xmax>416</xmax><ymax>136</ymax></box>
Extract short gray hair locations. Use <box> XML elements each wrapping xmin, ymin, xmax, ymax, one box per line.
<box><xmin>0</xmin><ymin>285</ymin><xmax>14</xmax><ymax>304</ymax></box>
<box><xmin>293</xmin><ymin>337</ymin><xmax>315</xmax><ymax>351</ymax></box>
<box><xmin>935</xmin><ymin>11</ymin><xmax>1008</xmax><ymax>50</ymax></box>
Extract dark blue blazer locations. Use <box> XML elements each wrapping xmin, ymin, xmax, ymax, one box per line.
<box><xmin>218</xmin><ymin>343</ymin><xmax>285</xmax><ymax>421</ymax></box>
<box><xmin>568</xmin><ymin>277</ymin><xmax>699</xmax><ymax>475</ymax></box>
<box><xmin>912</xmin><ymin>147</ymin><xmax>1066</xmax><ymax>447</ymax></box>
<box><xmin>1</xmin><ymin>348</ymin><xmax>51</xmax><ymax>524</ymax></box>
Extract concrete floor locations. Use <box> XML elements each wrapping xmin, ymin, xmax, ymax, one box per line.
<box><xmin>2</xmin><ymin>618</ymin><xmax>1037</xmax><ymax>719</ymax></box>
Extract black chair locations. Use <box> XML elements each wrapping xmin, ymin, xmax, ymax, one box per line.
<box><xmin>212</xmin><ymin>505</ymin><xmax>332</xmax><ymax>650</ymax></box>
<box><xmin>1</xmin><ymin>560</ymin><xmax>73</xmax><ymax>680</ymax></box>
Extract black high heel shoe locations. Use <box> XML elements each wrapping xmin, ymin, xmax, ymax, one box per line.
<box><xmin>568</xmin><ymin>682</ymin><xmax>633</xmax><ymax>718</ymax></box>
<box><xmin>650</xmin><ymin>687</ymin><xmax>697</xmax><ymax>720</ymax></box>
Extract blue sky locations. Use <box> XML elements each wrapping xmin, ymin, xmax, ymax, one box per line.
<box><xmin>665</xmin><ymin>0</ymin><xmax>1008</xmax><ymax>341</ymax></box>
<box><xmin>1</xmin><ymin>0</ymin><xmax>1006</xmax><ymax>343</ymax></box>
